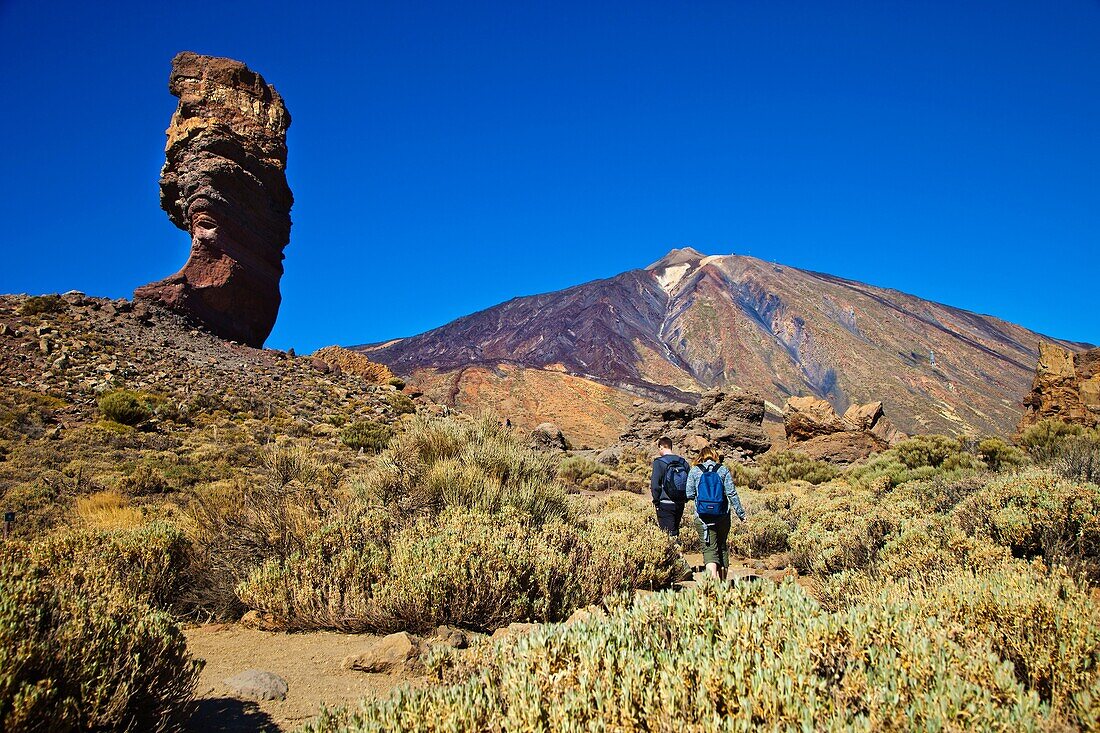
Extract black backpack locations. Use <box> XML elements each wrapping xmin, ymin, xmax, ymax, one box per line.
<box><xmin>660</xmin><ymin>456</ymin><xmax>689</xmax><ymax>502</ymax></box>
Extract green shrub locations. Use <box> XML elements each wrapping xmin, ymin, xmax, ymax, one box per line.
<box><xmin>0</xmin><ymin>553</ymin><xmax>202</xmax><ymax>732</ymax></box>
<box><xmin>556</xmin><ymin>455</ymin><xmax>608</xmax><ymax>485</ymax></box>
<box><xmin>19</xmin><ymin>294</ymin><xmax>65</xmax><ymax>316</ymax></box>
<box><xmin>893</xmin><ymin>434</ymin><xmax>966</xmax><ymax>468</ymax></box>
<box><xmin>1050</xmin><ymin>432</ymin><xmax>1100</xmax><ymax>484</ymax></box>
<box><xmin>385</xmin><ymin>391</ymin><xmax>417</xmax><ymax>415</ymax></box>
<box><xmin>953</xmin><ymin>467</ymin><xmax>1100</xmax><ymax>581</ymax></box>
<box><xmin>354</xmin><ymin>416</ymin><xmax>568</xmax><ymax>523</ymax></box>
<box><xmin>976</xmin><ymin>437</ymin><xmax>1029</xmax><ymax>472</ymax></box>
<box><xmin>182</xmin><ymin>445</ymin><xmax>341</xmax><ymax>618</ymax></box>
<box><xmin>236</xmin><ymin>506</ymin><xmax>683</xmax><ymax>633</ymax></box>
<box><xmin>97</xmin><ymin>390</ymin><xmax>153</xmax><ymax>426</ymax></box>
<box><xmin>1019</xmin><ymin>419</ymin><xmax>1084</xmax><ymax>463</ymax></box>
<box><xmin>386</xmin><ymin>377</ymin><xmax>406</xmax><ymax>390</ymax></box>
<box><xmin>340</xmin><ymin>421</ymin><xmax>393</xmax><ymax>453</ymax></box>
<box><xmin>27</xmin><ymin>523</ymin><xmax>192</xmax><ymax>609</ymax></box>
<box><xmin>306</xmin><ymin>580</ymin><xmax>1056</xmax><ymax>732</ymax></box>
<box><xmin>758</xmin><ymin>451</ymin><xmax>839</xmax><ymax>485</ymax></box>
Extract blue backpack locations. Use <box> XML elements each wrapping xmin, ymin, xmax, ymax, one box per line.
<box><xmin>695</xmin><ymin>464</ymin><xmax>728</xmax><ymax>518</ymax></box>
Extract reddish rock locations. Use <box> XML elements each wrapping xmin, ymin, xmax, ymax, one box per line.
<box><xmin>135</xmin><ymin>52</ymin><xmax>293</xmax><ymax>348</ymax></box>
<box><xmin>784</xmin><ymin>396</ymin><xmax>902</xmax><ymax>464</ymax></box>
<box><xmin>1019</xmin><ymin>342</ymin><xmax>1100</xmax><ymax>431</ymax></box>
<box><xmin>784</xmin><ymin>396</ymin><xmax>849</xmax><ymax>442</ymax></box>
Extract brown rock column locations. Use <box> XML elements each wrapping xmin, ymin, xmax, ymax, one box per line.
<box><xmin>135</xmin><ymin>51</ymin><xmax>293</xmax><ymax>347</ymax></box>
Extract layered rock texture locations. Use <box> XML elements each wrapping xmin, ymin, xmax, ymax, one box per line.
<box><xmin>1019</xmin><ymin>343</ymin><xmax>1100</xmax><ymax>430</ymax></box>
<box><xmin>784</xmin><ymin>396</ymin><xmax>903</xmax><ymax>464</ymax></box>
<box><xmin>359</xmin><ymin>248</ymin><xmax>1089</xmax><ymax>443</ymax></box>
<box><xmin>135</xmin><ymin>52</ymin><xmax>293</xmax><ymax>347</ymax></box>
<box><xmin>311</xmin><ymin>346</ymin><xmax>394</xmax><ymax>384</ymax></box>
<box><xmin>619</xmin><ymin>389</ymin><xmax>771</xmax><ymax>461</ymax></box>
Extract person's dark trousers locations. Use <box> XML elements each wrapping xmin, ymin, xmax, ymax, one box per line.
<box><xmin>655</xmin><ymin>501</ymin><xmax>686</xmax><ymax>538</ymax></box>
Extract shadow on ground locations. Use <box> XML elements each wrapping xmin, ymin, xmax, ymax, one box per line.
<box><xmin>188</xmin><ymin>697</ymin><xmax>280</xmax><ymax>733</ymax></box>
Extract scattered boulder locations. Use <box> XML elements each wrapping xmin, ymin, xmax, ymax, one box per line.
<box><xmin>430</xmin><ymin>625</ymin><xmax>469</xmax><ymax>650</ymax></box>
<box><xmin>564</xmin><ymin>605</ymin><xmax>606</xmax><ymax>626</ymax></box>
<box><xmin>783</xmin><ymin>396</ymin><xmax>903</xmax><ymax>464</ymax></box>
<box><xmin>619</xmin><ymin>388</ymin><xmax>771</xmax><ymax>460</ymax></box>
<box><xmin>342</xmin><ymin>632</ymin><xmax>422</xmax><ymax>674</ymax></box>
<box><xmin>595</xmin><ymin>446</ymin><xmax>622</xmax><ymax>467</ymax></box>
<box><xmin>135</xmin><ymin>52</ymin><xmax>294</xmax><ymax>348</ymax></box>
<box><xmin>490</xmin><ymin>623</ymin><xmax>539</xmax><ymax>641</ymax></box>
<box><xmin>530</xmin><ymin>422</ymin><xmax>568</xmax><ymax>452</ymax></box>
<box><xmin>223</xmin><ymin>669</ymin><xmax>288</xmax><ymax>701</ymax></box>
<box><xmin>1019</xmin><ymin>342</ymin><xmax>1100</xmax><ymax>431</ymax></box>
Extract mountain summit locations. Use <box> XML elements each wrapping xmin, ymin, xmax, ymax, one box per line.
<box><xmin>356</xmin><ymin>249</ymin><xmax>1087</xmax><ymax>446</ymax></box>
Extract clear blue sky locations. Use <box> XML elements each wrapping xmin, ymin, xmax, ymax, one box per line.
<box><xmin>1</xmin><ymin>0</ymin><xmax>1097</xmax><ymax>352</ymax></box>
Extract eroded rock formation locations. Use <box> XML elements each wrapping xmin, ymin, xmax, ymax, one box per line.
<box><xmin>784</xmin><ymin>396</ymin><xmax>903</xmax><ymax>464</ymax></box>
<box><xmin>1019</xmin><ymin>342</ymin><xmax>1100</xmax><ymax>430</ymax></box>
<box><xmin>135</xmin><ymin>52</ymin><xmax>293</xmax><ymax>347</ymax></box>
<box><xmin>311</xmin><ymin>346</ymin><xmax>394</xmax><ymax>383</ymax></box>
<box><xmin>619</xmin><ymin>389</ymin><xmax>771</xmax><ymax>460</ymax></box>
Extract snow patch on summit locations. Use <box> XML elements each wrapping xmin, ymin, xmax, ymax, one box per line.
<box><xmin>655</xmin><ymin>263</ymin><xmax>690</xmax><ymax>294</ymax></box>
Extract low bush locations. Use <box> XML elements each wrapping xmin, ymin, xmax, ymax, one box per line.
<box><xmin>976</xmin><ymin>437</ymin><xmax>1029</xmax><ymax>472</ymax></box>
<box><xmin>182</xmin><ymin>445</ymin><xmax>341</xmax><ymax>617</ymax></box>
<box><xmin>97</xmin><ymin>389</ymin><xmax>153</xmax><ymax>426</ymax></box>
<box><xmin>758</xmin><ymin>451</ymin><xmax>838</xmax><ymax>485</ymax></box>
<box><xmin>354</xmin><ymin>416</ymin><xmax>568</xmax><ymax>523</ymax></box>
<box><xmin>237</xmin><ymin>504</ymin><xmax>683</xmax><ymax>633</ymax></box>
<box><xmin>953</xmin><ymin>467</ymin><xmax>1100</xmax><ymax>581</ymax></box>
<box><xmin>556</xmin><ymin>455</ymin><xmax>608</xmax><ymax>485</ymax></box>
<box><xmin>385</xmin><ymin>391</ymin><xmax>417</xmax><ymax>415</ymax></box>
<box><xmin>1019</xmin><ymin>419</ymin><xmax>1084</xmax><ymax>463</ymax></box>
<box><xmin>0</xmin><ymin>550</ymin><xmax>201</xmax><ymax>732</ymax></box>
<box><xmin>340</xmin><ymin>421</ymin><xmax>393</xmax><ymax>453</ymax></box>
<box><xmin>1049</xmin><ymin>432</ymin><xmax>1100</xmax><ymax>484</ymax></box>
<box><xmin>306</xmin><ymin>579</ymin><xmax>1065</xmax><ymax>732</ymax></box>
<box><xmin>18</xmin><ymin>294</ymin><xmax>65</xmax><ymax>316</ymax></box>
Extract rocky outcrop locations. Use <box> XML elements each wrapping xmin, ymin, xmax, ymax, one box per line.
<box><xmin>530</xmin><ymin>422</ymin><xmax>568</xmax><ymax>452</ymax></box>
<box><xmin>311</xmin><ymin>346</ymin><xmax>394</xmax><ymax>383</ymax></box>
<box><xmin>619</xmin><ymin>389</ymin><xmax>771</xmax><ymax>460</ymax></box>
<box><xmin>135</xmin><ymin>52</ymin><xmax>293</xmax><ymax>348</ymax></box>
<box><xmin>1019</xmin><ymin>342</ymin><xmax>1100</xmax><ymax>431</ymax></box>
<box><xmin>784</xmin><ymin>396</ymin><xmax>903</xmax><ymax>464</ymax></box>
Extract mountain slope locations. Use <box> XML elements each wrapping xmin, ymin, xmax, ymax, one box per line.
<box><xmin>357</xmin><ymin>248</ymin><xmax>1088</xmax><ymax>445</ymax></box>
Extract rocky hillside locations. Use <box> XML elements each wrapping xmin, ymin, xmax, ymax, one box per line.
<box><xmin>357</xmin><ymin>248</ymin><xmax>1089</xmax><ymax>445</ymax></box>
<box><xmin>0</xmin><ymin>292</ymin><xmax>420</xmax><ymax>533</ymax></box>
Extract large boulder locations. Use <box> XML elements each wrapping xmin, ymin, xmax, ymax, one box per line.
<box><xmin>784</xmin><ymin>396</ymin><xmax>902</xmax><ymax>464</ymax></box>
<box><xmin>619</xmin><ymin>388</ymin><xmax>771</xmax><ymax>460</ymax></box>
<box><xmin>342</xmin><ymin>632</ymin><xmax>422</xmax><ymax>674</ymax></box>
<box><xmin>223</xmin><ymin>669</ymin><xmax>288</xmax><ymax>701</ymax></box>
<box><xmin>530</xmin><ymin>422</ymin><xmax>568</xmax><ymax>452</ymax></box>
<box><xmin>784</xmin><ymin>396</ymin><xmax>849</xmax><ymax>441</ymax></box>
<box><xmin>1019</xmin><ymin>342</ymin><xmax>1100</xmax><ymax>431</ymax></box>
<box><xmin>135</xmin><ymin>52</ymin><xmax>294</xmax><ymax>348</ymax></box>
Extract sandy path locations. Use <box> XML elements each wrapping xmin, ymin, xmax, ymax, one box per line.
<box><xmin>182</xmin><ymin>553</ymin><xmax>797</xmax><ymax>732</ymax></box>
<box><xmin>184</xmin><ymin>625</ymin><xmax>420</xmax><ymax>732</ymax></box>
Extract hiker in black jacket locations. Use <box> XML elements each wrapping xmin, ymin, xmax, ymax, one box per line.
<box><xmin>651</xmin><ymin>437</ymin><xmax>690</xmax><ymax>538</ymax></box>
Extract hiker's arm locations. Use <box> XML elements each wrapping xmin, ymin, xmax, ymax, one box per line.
<box><xmin>685</xmin><ymin>468</ymin><xmax>699</xmax><ymax>501</ymax></box>
<box><xmin>650</xmin><ymin>459</ymin><xmax>665</xmax><ymax>504</ymax></box>
<box><xmin>723</xmin><ymin>467</ymin><xmax>746</xmax><ymax>521</ymax></box>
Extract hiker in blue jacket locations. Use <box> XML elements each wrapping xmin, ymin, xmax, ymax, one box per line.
<box><xmin>650</xmin><ymin>437</ymin><xmax>690</xmax><ymax>538</ymax></box>
<box><xmin>686</xmin><ymin>445</ymin><xmax>746</xmax><ymax>580</ymax></box>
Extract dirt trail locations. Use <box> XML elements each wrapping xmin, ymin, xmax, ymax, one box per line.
<box><xmin>183</xmin><ymin>553</ymin><xmax>796</xmax><ymax>732</ymax></box>
<box><xmin>184</xmin><ymin>626</ymin><xmax>420</xmax><ymax>732</ymax></box>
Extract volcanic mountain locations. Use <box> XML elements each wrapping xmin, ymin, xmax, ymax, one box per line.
<box><xmin>356</xmin><ymin>248</ymin><xmax>1088</xmax><ymax>447</ymax></box>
